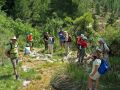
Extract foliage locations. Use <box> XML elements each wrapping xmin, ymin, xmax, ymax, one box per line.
<box><xmin>73</xmin><ymin>12</ymin><xmax>94</xmax><ymax>34</ymax></box>
<box><xmin>100</xmin><ymin>26</ymin><xmax>120</xmax><ymax>56</ymax></box>
<box><xmin>0</xmin><ymin>13</ymin><xmax>41</xmax><ymax>48</ymax></box>
<box><xmin>100</xmin><ymin>57</ymin><xmax>120</xmax><ymax>89</ymax></box>
<box><xmin>50</xmin><ymin>0</ymin><xmax>77</xmax><ymax>17</ymax></box>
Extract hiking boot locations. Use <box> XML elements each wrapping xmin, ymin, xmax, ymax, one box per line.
<box><xmin>15</xmin><ymin>74</ymin><xmax>19</xmax><ymax>80</ymax></box>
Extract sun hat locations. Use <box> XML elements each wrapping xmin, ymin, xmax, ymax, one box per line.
<box><xmin>11</xmin><ymin>36</ymin><xmax>17</xmax><ymax>40</ymax></box>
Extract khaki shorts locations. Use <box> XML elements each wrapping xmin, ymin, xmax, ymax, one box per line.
<box><xmin>11</xmin><ymin>58</ymin><xmax>18</xmax><ymax>67</ymax></box>
<box><xmin>89</xmin><ymin>72</ymin><xmax>100</xmax><ymax>80</ymax></box>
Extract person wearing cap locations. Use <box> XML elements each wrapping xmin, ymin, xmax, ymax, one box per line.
<box><xmin>88</xmin><ymin>49</ymin><xmax>102</xmax><ymax>90</ymax></box>
<box><xmin>98</xmin><ymin>38</ymin><xmax>110</xmax><ymax>60</ymax></box>
<box><xmin>26</xmin><ymin>33</ymin><xmax>33</xmax><ymax>51</ymax></box>
<box><xmin>77</xmin><ymin>34</ymin><xmax>88</xmax><ymax>64</ymax></box>
<box><xmin>6</xmin><ymin>36</ymin><xmax>19</xmax><ymax>80</ymax></box>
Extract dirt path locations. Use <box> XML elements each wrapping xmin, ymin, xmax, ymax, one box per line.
<box><xmin>20</xmin><ymin>52</ymin><xmax>61</xmax><ymax>90</ymax></box>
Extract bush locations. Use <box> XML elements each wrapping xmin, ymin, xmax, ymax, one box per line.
<box><xmin>100</xmin><ymin>26</ymin><xmax>120</xmax><ymax>56</ymax></box>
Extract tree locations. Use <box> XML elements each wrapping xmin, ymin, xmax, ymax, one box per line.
<box><xmin>50</xmin><ymin>0</ymin><xmax>77</xmax><ymax>17</ymax></box>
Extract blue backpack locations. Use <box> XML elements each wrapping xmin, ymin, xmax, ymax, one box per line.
<box><xmin>98</xmin><ymin>59</ymin><xmax>109</xmax><ymax>75</ymax></box>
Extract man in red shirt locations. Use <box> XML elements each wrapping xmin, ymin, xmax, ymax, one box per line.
<box><xmin>77</xmin><ymin>34</ymin><xmax>87</xmax><ymax>64</ymax></box>
<box><xmin>26</xmin><ymin>33</ymin><xmax>33</xmax><ymax>50</ymax></box>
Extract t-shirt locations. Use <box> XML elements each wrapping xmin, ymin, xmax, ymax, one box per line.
<box><xmin>24</xmin><ymin>47</ymin><xmax>31</xmax><ymax>54</ymax></box>
<box><xmin>48</xmin><ymin>37</ymin><xmax>54</xmax><ymax>44</ymax></box>
<box><xmin>77</xmin><ymin>36</ymin><xmax>87</xmax><ymax>48</ymax></box>
<box><xmin>6</xmin><ymin>42</ymin><xmax>18</xmax><ymax>58</ymax></box>
<box><xmin>43</xmin><ymin>34</ymin><xmax>48</xmax><ymax>42</ymax></box>
<box><xmin>27</xmin><ymin>35</ymin><xmax>33</xmax><ymax>42</ymax></box>
<box><xmin>58</xmin><ymin>31</ymin><xmax>65</xmax><ymax>41</ymax></box>
<box><xmin>90</xmin><ymin>59</ymin><xmax>101</xmax><ymax>75</ymax></box>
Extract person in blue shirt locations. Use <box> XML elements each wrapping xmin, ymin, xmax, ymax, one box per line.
<box><xmin>58</xmin><ymin>27</ymin><xmax>65</xmax><ymax>47</ymax></box>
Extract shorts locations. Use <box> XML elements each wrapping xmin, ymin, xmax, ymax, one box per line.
<box><xmin>11</xmin><ymin>58</ymin><xmax>18</xmax><ymax>67</ymax></box>
<box><xmin>89</xmin><ymin>72</ymin><xmax>100</xmax><ymax>80</ymax></box>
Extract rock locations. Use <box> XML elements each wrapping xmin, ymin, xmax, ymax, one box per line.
<box><xmin>51</xmin><ymin>75</ymin><xmax>82</xmax><ymax>90</ymax></box>
<box><xmin>23</xmin><ymin>80</ymin><xmax>31</xmax><ymax>87</ymax></box>
<box><xmin>45</xmin><ymin>54</ymin><xmax>52</xmax><ymax>58</ymax></box>
<box><xmin>22</xmin><ymin>66</ymin><xmax>31</xmax><ymax>72</ymax></box>
<box><xmin>47</xmin><ymin>60</ymin><xmax>54</xmax><ymax>63</ymax></box>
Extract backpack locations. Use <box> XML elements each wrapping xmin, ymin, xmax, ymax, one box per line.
<box><xmin>98</xmin><ymin>59</ymin><xmax>109</xmax><ymax>75</ymax></box>
<box><xmin>68</xmin><ymin>35</ymin><xmax>72</xmax><ymax>42</ymax></box>
<box><xmin>48</xmin><ymin>37</ymin><xmax>54</xmax><ymax>44</ymax></box>
<box><xmin>5</xmin><ymin>43</ymin><xmax>12</xmax><ymax>58</ymax></box>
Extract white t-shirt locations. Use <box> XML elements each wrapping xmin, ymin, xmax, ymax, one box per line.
<box><xmin>90</xmin><ymin>59</ymin><xmax>101</xmax><ymax>80</ymax></box>
<box><xmin>24</xmin><ymin>47</ymin><xmax>31</xmax><ymax>54</ymax></box>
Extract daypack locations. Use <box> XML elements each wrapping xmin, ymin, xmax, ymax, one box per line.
<box><xmin>5</xmin><ymin>43</ymin><xmax>12</xmax><ymax>58</ymax></box>
<box><xmin>68</xmin><ymin>35</ymin><xmax>72</xmax><ymax>42</ymax></box>
<box><xmin>98</xmin><ymin>59</ymin><xmax>109</xmax><ymax>75</ymax></box>
<box><xmin>48</xmin><ymin>37</ymin><xmax>54</xmax><ymax>44</ymax></box>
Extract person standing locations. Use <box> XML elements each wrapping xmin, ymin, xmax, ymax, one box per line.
<box><xmin>58</xmin><ymin>27</ymin><xmax>65</xmax><ymax>48</ymax></box>
<box><xmin>43</xmin><ymin>32</ymin><xmax>49</xmax><ymax>50</ymax></box>
<box><xmin>98</xmin><ymin>38</ymin><xmax>110</xmax><ymax>60</ymax></box>
<box><xmin>88</xmin><ymin>49</ymin><xmax>102</xmax><ymax>90</ymax></box>
<box><xmin>64</xmin><ymin>31</ymin><xmax>69</xmax><ymax>56</ymax></box>
<box><xmin>77</xmin><ymin>34</ymin><xmax>87</xmax><ymax>64</ymax></box>
<box><xmin>26</xmin><ymin>33</ymin><xmax>33</xmax><ymax>51</ymax></box>
<box><xmin>5</xmin><ymin>36</ymin><xmax>19</xmax><ymax>80</ymax></box>
<box><xmin>48</xmin><ymin>34</ymin><xmax>54</xmax><ymax>55</ymax></box>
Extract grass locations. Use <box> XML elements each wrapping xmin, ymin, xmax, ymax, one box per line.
<box><xmin>0</xmin><ymin>59</ymin><xmax>40</xmax><ymax>90</ymax></box>
<box><xmin>100</xmin><ymin>56</ymin><xmax>120</xmax><ymax>89</ymax></box>
<box><xmin>51</xmin><ymin>56</ymin><xmax>120</xmax><ymax>90</ymax></box>
<box><xmin>0</xmin><ymin>60</ymin><xmax>22</xmax><ymax>90</ymax></box>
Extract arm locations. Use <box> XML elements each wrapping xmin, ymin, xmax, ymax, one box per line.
<box><xmin>104</xmin><ymin>44</ymin><xmax>109</xmax><ymax>52</ymax></box>
<box><xmin>90</xmin><ymin>65</ymin><xmax>99</xmax><ymax>76</ymax></box>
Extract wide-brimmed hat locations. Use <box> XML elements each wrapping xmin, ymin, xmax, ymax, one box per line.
<box><xmin>11</xmin><ymin>36</ymin><xmax>17</xmax><ymax>40</ymax></box>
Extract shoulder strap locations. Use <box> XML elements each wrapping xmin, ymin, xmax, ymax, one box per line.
<box><xmin>9</xmin><ymin>43</ymin><xmax>13</xmax><ymax>51</ymax></box>
<box><xmin>103</xmin><ymin>44</ymin><xmax>105</xmax><ymax>57</ymax></box>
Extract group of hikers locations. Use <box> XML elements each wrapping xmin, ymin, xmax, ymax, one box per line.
<box><xmin>5</xmin><ymin>26</ymin><xmax>110</xmax><ymax>90</ymax></box>
<box><xmin>43</xmin><ymin>27</ymin><xmax>72</xmax><ymax>56</ymax></box>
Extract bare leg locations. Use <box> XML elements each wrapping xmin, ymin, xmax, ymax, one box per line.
<box><xmin>11</xmin><ymin>59</ymin><xmax>18</xmax><ymax>80</ymax></box>
<box><xmin>88</xmin><ymin>76</ymin><xmax>93</xmax><ymax>90</ymax></box>
<box><xmin>95</xmin><ymin>78</ymin><xmax>99</xmax><ymax>90</ymax></box>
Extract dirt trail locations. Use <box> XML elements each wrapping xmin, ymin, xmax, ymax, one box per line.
<box><xmin>21</xmin><ymin>50</ymin><xmax>61</xmax><ymax>90</ymax></box>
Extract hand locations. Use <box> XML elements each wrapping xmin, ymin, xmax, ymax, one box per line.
<box><xmin>90</xmin><ymin>74</ymin><xmax>94</xmax><ymax>77</ymax></box>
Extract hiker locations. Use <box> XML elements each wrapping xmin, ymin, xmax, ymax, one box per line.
<box><xmin>24</xmin><ymin>43</ymin><xmax>31</xmax><ymax>55</ymax></box>
<box><xmin>98</xmin><ymin>38</ymin><xmax>110</xmax><ymax>60</ymax></box>
<box><xmin>5</xmin><ymin>36</ymin><xmax>19</xmax><ymax>80</ymax></box>
<box><xmin>48</xmin><ymin>34</ymin><xmax>54</xmax><ymax>55</ymax></box>
<box><xmin>26</xmin><ymin>33</ymin><xmax>33</xmax><ymax>51</ymax></box>
<box><xmin>67</xmin><ymin>34</ymin><xmax>72</xmax><ymax>49</ymax></box>
<box><xmin>43</xmin><ymin>32</ymin><xmax>49</xmax><ymax>50</ymax></box>
<box><xmin>58</xmin><ymin>27</ymin><xmax>65</xmax><ymax>47</ymax></box>
<box><xmin>88</xmin><ymin>48</ymin><xmax>102</xmax><ymax>90</ymax></box>
<box><xmin>64</xmin><ymin>31</ymin><xmax>69</xmax><ymax>56</ymax></box>
<box><xmin>77</xmin><ymin>34</ymin><xmax>87</xmax><ymax>64</ymax></box>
